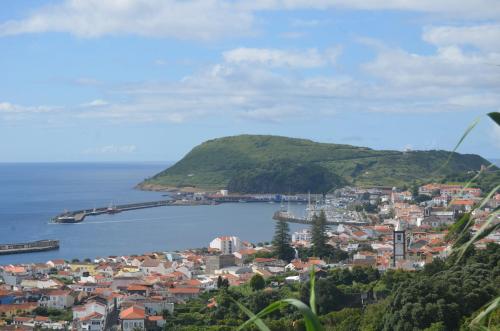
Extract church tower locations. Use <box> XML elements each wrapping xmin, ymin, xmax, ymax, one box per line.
<box><xmin>393</xmin><ymin>222</ymin><xmax>406</xmax><ymax>267</ymax></box>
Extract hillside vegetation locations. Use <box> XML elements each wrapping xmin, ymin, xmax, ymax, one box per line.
<box><xmin>139</xmin><ymin>135</ymin><xmax>492</xmax><ymax>193</ymax></box>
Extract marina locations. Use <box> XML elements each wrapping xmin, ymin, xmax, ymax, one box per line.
<box><xmin>273</xmin><ymin>196</ymin><xmax>370</xmax><ymax>226</ymax></box>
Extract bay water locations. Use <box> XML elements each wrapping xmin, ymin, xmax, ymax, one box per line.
<box><xmin>0</xmin><ymin>163</ymin><xmax>303</xmax><ymax>265</ymax></box>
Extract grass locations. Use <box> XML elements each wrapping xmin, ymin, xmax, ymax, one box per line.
<box><xmin>142</xmin><ymin>134</ymin><xmax>492</xmax><ymax>192</ymax></box>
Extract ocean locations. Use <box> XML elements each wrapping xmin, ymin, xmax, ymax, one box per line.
<box><xmin>0</xmin><ymin>163</ymin><xmax>303</xmax><ymax>265</ymax></box>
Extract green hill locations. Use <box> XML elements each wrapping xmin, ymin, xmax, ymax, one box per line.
<box><xmin>139</xmin><ymin>135</ymin><xmax>493</xmax><ymax>193</ymax></box>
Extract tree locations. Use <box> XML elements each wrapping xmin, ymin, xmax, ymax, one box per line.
<box><xmin>301</xmin><ymin>277</ymin><xmax>346</xmax><ymax>314</ymax></box>
<box><xmin>272</xmin><ymin>219</ymin><xmax>295</xmax><ymax>261</ymax></box>
<box><xmin>217</xmin><ymin>276</ymin><xmax>223</xmax><ymax>289</ymax></box>
<box><xmin>311</xmin><ymin>210</ymin><xmax>328</xmax><ymax>258</ymax></box>
<box><xmin>249</xmin><ymin>274</ymin><xmax>265</xmax><ymax>291</ymax></box>
<box><xmin>411</xmin><ymin>182</ymin><xmax>419</xmax><ymax>199</ymax></box>
<box><xmin>221</xmin><ymin>278</ymin><xmax>229</xmax><ymax>289</ymax></box>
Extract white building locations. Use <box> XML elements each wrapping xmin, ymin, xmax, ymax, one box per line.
<box><xmin>77</xmin><ymin>312</ymin><xmax>106</xmax><ymax>331</ymax></box>
<box><xmin>73</xmin><ymin>301</ymin><xmax>108</xmax><ymax>320</ymax></box>
<box><xmin>292</xmin><ymin>229</ymin><xmax>311</xmax><ymax>242</ymax></box>
<box><xmin>120</xmin><ymin>305</ymin><xmax>145</xmax><ymax>331</ymax></box>
<box><xmin>39</xmin><ymin>290</ymin><xmax>74</xmax><ymax>310</ymax></box>
<box><xmin>209</xmin><ymin>236</ymin><xmax>241</xmax><ymax>254</ymax></box>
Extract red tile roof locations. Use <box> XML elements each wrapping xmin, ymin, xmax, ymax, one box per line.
<box><xmin>80</xmin><ymin>312</ymin><xmax>104</xmax><ymax>322</ymax></box>
<box><xmin>168</xmin><ymin>287</ymin><xmax>200</xmax><ymax>294</ymax></box>
<box><xmin>120</xmin><ymin>305</ymin><xmax>145</xmax><ymax>320</ymax></box>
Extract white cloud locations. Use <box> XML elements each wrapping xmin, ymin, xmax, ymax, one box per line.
<box><xmin>291</xmin><ymin>19</ymin><xmax>328</xmax><ymax>27</ymax></box>
<box><xmin>82</xmin><ymin>144</ymin><xmax>137</xmax><ymax>155</ymax></box>
<box><xmin>0</xmin><ymin>0</ymin><xmax>254</xmax><ymax>40</ymax></box>
<box><xmin>80</xmin><ymin>99</ymin><xmax>109</xmax><ymax>107</ymax></box>
<box><xmin>248</xmin><ymin>0</ymin><xmax>500</xmax><ymax>19</ymax></box>
<box><xmin>362</xmin><ymin>46</ymin><xmax>500</xmax><ymax>91</ymax></box>
<box><xmin>223</xmin><ymin>47</ymin><xmax>341</xmax><ymax>68</ymax></box>
<box><xmin>423</xmin><ymin>24</ymin><xmax>500</xmax><ymax>52</ymax></box>
<box><xmin>2</xmin><ymin>0</ymin><xmax>500</xmax><ymax>40</ymax></box>
<box><xmin>0</xmin><ymin>102</ymin><xmax>57</xmax><ymax>114</ymax></box>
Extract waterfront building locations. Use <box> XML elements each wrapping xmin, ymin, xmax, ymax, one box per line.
<box><xmin>291</xmin><ymin>229</ymin><xmax>312</xmax><ymax>243</ymax></box>
<box><xmin>209</xmin><ymin>236</ymin><xmax>242</xmax><ymax>254</ymax></box>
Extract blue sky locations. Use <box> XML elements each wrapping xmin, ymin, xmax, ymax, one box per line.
<box><xmin>0</xmin><ymin>1</ymin><xmax>499</xmax><ymax>162</ymax></box>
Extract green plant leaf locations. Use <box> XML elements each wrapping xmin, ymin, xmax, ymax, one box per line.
<box><xmin>455</xmin><ymin>209</ymin><xmax>499</xmax><ymax>263</ymax></box>
<box><xmin>238</xmin><ymin>298</ymin><xmax>324</xmax><ymax>331</ymax></box>
<box><xmin>450</xmin><ymin>164</ymin><xmax>495</xmax><ymax>210</ymax></box>
<box><xmin>453</xmin><ymin>116</ymin><xmax>481</xmax><ymax>153</ymax></box>
<box><xmin>470</xmin><ymin>296</ymin><xmax>500</xmax><ymax>329</ymax></box>
<box><xmin>435</xmin><ymin>116</ymin><xmax>480</xmax><ymax>175</ymax></box>
<box><xmin>237</xmin><ymin>301</ymin><xmax>287</xmax><ymax>331</ymax></box>
<box><xmin>487</xmin><ymin>112</ymin><xmax>500</xmax><ymax>126</ymax></box>
<box><xmin>230</xmin><ymin>297</ymin><xmax>271</xmax><ymax>331</ymax></box>
<box><xmin>309</xmin><ymin>266</ymin><xmax>317</xmax><ymax>315</ymax></box>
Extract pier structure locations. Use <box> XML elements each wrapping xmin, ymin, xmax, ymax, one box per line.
<box><xmin>52</xmin><ymin>199</ymin><xmax>209</xmax><ymax>223</ymax></box>
<box><xmin>0</xmin><ymin>240</ymin><xmax>59</xmax><ymax>255</ymax></box>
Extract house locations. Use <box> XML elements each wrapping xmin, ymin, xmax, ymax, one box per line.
<box><xmin>13</xmin><ymin>317</ymin><xmax>34</xmax><ymax>326</ymax></box>
<box><xmin>0</xmin><ymin>265</ymin><xmax>30</xmax><ymax>286</ymax></box>
<box><xmin>291</xmin><ymin>229</ymin><xmax>312</xmax><ymax>243</ymax></box>
<box><xmin>353</xmin><ymin>252</ymin><xmax>377</xmax><ymax>267</ymax></box>
<box><xmin>420</xmin><ymin>215</ymin><xmax>454</xmax><ymax>228</ymax></box>
<box><xmin>69</xmin><ymin>263</ymin><xmax>98</xmax><ymax>276</ymax></box>
<box><xmin>167</xmin><ymin>287</ymin><xmax>200</xmax><ymax>300</ymax></box>
<box><xmin>31</xmin><ymin>263</ymin><xmax>51</xmax><ymax>276</ymax></box>
<box><xmin>73</xmin><ymin>300</ymin><xmax>107</xmax><ymax>320</ymax></box>
<box><xmin>38</xmin><ymin>289</ymin><xmax>74</xmax><ymax>309</ymax></box>
<box><xmin>47</xmin><ymin>259</ymin><xmax>67</xmax><ymax>270</ymax></box>
<box><xmin>120</xmin><ymin>305</ymin><xmax>146</xmax><ymax>331</ymax></box>
<box><xmin>0</xmin><ymin>303</ymin><xmax>38</xmax><ymax>318</ymax></box>
<box><xmin>76</xmin><ymin>312</ymin><xmax>106</xmax><ymax>331</ymax></box>
<box><xmin>209</xmin><ymin>236</ymin><xmax>242</xmax><ymax>254</ymax></box>
<box><xmin>449</xmin><ymin>199</ymin><xmax>475</xmax><ymax>211</ymax></box>
<box><xmin>232</xmin><ymin>248</ymin><xmax>257</xmax><ymax>262</ymax></box>
<box><xmin>140</xmin><ymin>260</ymin><xmax>173</xmax><ymax>276</ymax></box>
<box><xmin>252</xmin><ymin>258</ymin><xmax>285</xmax><ymax>268</ymax></box>
<box><xmin>352</xmin><ymin>230</ymin><xmax>369</xmax><ymax>241</ymax></box>
<box><xmin>147</xmin><ymin>315</ymin><xmax>165</xmax><ymax>329</ymax></box>
<box><xmin>346</xmin><ymin>243</ymin><xmax>359</xmax><ymax>252</ymax></box>
<box><xmin>126</xmin><ymin>284</ymin><xmax>150</xmax><ymax>297</ymax></box>
<box><xmin>21</xmin><ymin>278</ymin><xmax>61</xmax><ymax>289</ymax></box>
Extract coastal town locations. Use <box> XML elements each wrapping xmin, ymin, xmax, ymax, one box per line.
<box><xmin>1</xmin><ymin>182</ymin><xmax>498</xmax><ymax>330</ymax></box>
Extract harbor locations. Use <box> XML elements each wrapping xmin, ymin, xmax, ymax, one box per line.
<box><xmin>0</xmin><ymin>240</ymin><xmax>59</xmax><ymax>255</ymax></box>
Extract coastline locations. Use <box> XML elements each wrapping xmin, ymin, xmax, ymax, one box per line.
<box><xmin>136</xmin><ymin>182</ymin><xmax>218</xmax><ymax>193</ymax></box>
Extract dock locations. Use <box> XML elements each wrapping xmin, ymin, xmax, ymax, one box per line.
<box><xmin>52</xmin><ymin>199</ymin><xmax>213</xmax><ymax>224</ymax></box>
<box><xmin>0</xmin><ymin>240</ymin><xmax>59</xmax><ymax>255</ymax></box>
<box><xmin>273</xmin><ymin>211</ymin><xmax>369</xmax><ymax>226</ymax></box>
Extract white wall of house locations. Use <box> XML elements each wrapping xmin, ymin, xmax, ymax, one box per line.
<box><xmin>122</xmin><ymin>319</ymin><xmax>144</xmax><ymax>331</ymax></box>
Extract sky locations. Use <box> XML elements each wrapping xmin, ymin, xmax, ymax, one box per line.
<box><xmin>0</xmin><ymin>0</ymin><xmax>499</xmax><ymax>162</ymax></box>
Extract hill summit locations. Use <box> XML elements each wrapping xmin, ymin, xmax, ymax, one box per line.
<box><xmin>139</xmin><ymin>135</ymin><xmax>491</xmax><ymax>193</ymax></box>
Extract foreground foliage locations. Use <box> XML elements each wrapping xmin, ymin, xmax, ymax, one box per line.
<box><xmin>163</xmin><ymin>245</ymin><xmax>499</xmax><ymax>330</ymax></box>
